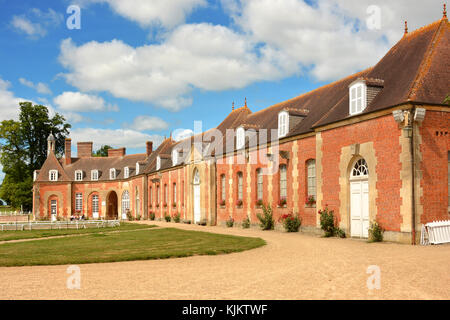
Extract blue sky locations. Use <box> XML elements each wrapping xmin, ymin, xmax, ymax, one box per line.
<box><xmin>0</xmin><ymin>0</ymin><xmax>445</xmax><ymax>182</ymax></box>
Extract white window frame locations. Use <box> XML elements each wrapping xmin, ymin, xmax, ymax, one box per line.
<box><xmin>136</xmin><ymin>162</ymin><xmax>140</xmax><ymax>175</ymax></box>
<box><xmin>156</xmin><ymin>156</ymin><xmax>161</xmax><ymax>171</ymax></box>
<box><xmin>33</xmin><ymin>170</ymin><xmax>38</xmax><ymax>181</ymax></box>
<box><xmin>110</xmin><ymin>168</ymin><xmax>116</xmax><ymax>180</ymax></box>
<box><xmin>91</xmin><ymin>170</ymin><xmax>99</xmax><ymax>181</ymax></box>
<box><xmin>121</xmin><ymin>190</ymin><xmax>130</xmax><ymax>215</ymax></box>
<box><xmin>278</xmin><ymin>111</ymin><xmax>289</xmax><ymax>138</ymax></box>
<box><xmin>280</xmin><ymin>165</ymin><xmax>287</xmax><ymax>199</ymax></box>
<box><xmin>237</xmin><ymin>172</ymin><xmax>243</xmax><ymax>200</ymax></box>
<box><xmin>75</xmin><ymin>193</ymin><xmax>83</xmax><ymax>212</ymax></box>
<box><xmin>236</xmin><ymin>127</ymin><xmax>245</xmax><ymax>149</ymax></box>
<box><xmin>124</xmin><ymin>167</ymin><xmax>129</xmax><ymax>179</ymax></box>
<box><xmin>75</xmin><ymin>170</ymin><xmax>83</xmax><ymax>181</ymax></box>
<box><xmin>172</xmin><ymin>149</ymin><xmax>178</xmax><ymax>166</ymax></box>
<box><xmin>92</xmin><ymin>195</ymin><xmax>99</xmax><ymax>216</ymax></box>
<box><xmin>221</xmin><ymin>174</ymin><xmax>226</xmax><ymax>202</ymax></box>
<box><xmin>257</xmin><ymin>168</ymin><xmax>263</xmax><ymax>201</ymax></box>
<box><xmin>49</xmin><ymin>170</ymin><xmax>58</xmax><ymax>182</ymax></box>
<box><xmin>349</xmin><ymin>81</ymin><xmax>367</xmax><ymax>115</ymax></box>
<box><xmin>173</xmin><ymin>183</ymin><xmax>177</xmax><ymax>205</ymax></box>
<box><xmin>307</xmin><ymin>159</ymin><xmax>316</xmax><ymax>198</ymax></box>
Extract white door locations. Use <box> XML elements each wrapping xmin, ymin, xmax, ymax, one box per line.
<box><xmin>194</xmin><ymin>184</ymin><xmax>201</xmax><ymax>223</ymax></box>
<box><xmin>350</xmin><ymin>158</ymin><xmax>369</xmax><ymax>238</ymax></box>
<box><xmin>350</xmin><ymin>180</ymin><xmax>369</xmax><ymax>238</ymax></box>
<box><xmin>51</xmin><ymin>200</ymin><xmax>57</xmax><ymax>221</ymax></box>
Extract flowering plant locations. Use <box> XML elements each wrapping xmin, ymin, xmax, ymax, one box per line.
<box><xmin>220</xmin><ymin>199</ymin><xmax>226</xmax><ymax>206</ymax></box>
<box><xmin>236</xmin><ymin>199</ymin><xmax>243</xmax><ymax>207</ymax></box>
<box><xmin>278</xmin><ymin>197</ymin><xmax>287</xmax><ymax>207</ymax></box>
<box><xmin>172</xmin><ymin>212</ymin><xmax>181</xmax><ymax>223</ymax></box>
<box><xmin>256</xmin><ymin>199</ymin><xmax>263</xmax><ymax>206</ymax></box>
<box><xmin>279</xmin><ymin>213</ymin><xmax>301</xmax><ymax>232</ymax></box>
<box><xmin>163</xmin><ymin>202</ymin><xmax>168</xmax><ymax>208</ymax></box>
<box><xmin>306</xmin><ymin>195</ymin><xmax>316</xmax><ymax>206</ymax></box>
<box><xmin>172</xmin><ymin>202</ymin><xmax>177</xmax><ymax>208</ymax></box>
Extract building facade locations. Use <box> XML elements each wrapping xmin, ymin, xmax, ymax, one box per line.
<box><xmin>33</xmin><ymin>16</ymin><xmax>450</xmax><ymax>244</ymax></box>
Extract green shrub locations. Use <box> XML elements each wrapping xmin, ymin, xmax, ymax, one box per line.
<box><xmin>280</xmin><ymin>213</ymin><xmax>302</xmax><ymax>232</ymax></box>
<box><xmin>226</xmin><ymin>216</ymin><xmax>234</xmax><ymax>228</ymax></box>
<box><xmin>242</xmin><ymin>216</ymin><xmax>251</xmax><ymax>229</ymax></box>
<box><xmin>256</xmin><ymin>203</ymin><xmax>275</xmax><ymax>230</ymax></box>
<box><xmin>126</xmin><ymin>211</ymin><xmax>134</xmax><ymax>221</ymax></box>
<box><xmin>149</xmin><ymin>212</ymin><xmax>155</xmax><ymax>221</ymax></box>
<box><xmin>173</xmin><ymin>213</ymin><xmax>181</xmax><ymax>223</ymax></box>
<box><xmin>164</xmin><ymin>214</ymin><xmax>171</xmax><ymax>222</ymax></box>
<box><xmin>182</xmin><ymin>219</ymin><xmax>191</xmax><ymax>224</ymax></box>
<box><xmin>335</xmin><ymin>228</ymin><xmax>346</xmax><ymax>238</ymax></box>
<box><xmin>319</xmin><ymin>207</ymin><xmax>336</xmax><ymax>237</ymax></box>
<box><xmin>368</xmin><ymin>222</ymin><xmax>384</xmax><ymax>242</ymax></box>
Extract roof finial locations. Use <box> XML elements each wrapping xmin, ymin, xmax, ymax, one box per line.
<box><xmin>404</xmin><ymin>20</ymin><xmax>408</xmax><ymax>36</ymax></box>
<box><xmin>232</xmin><ymin>101</ymin><xmax>234</xmax><ymax>111</ymax></box>
<box><xmin>244</xmin><ymin>97</ymin><xmax>247</xmax><ymax>108</ymax></box>
<box><xmin>444</xmin><ymin>3</ymin><xmax>447</xmax><ymax>19</ymax></box>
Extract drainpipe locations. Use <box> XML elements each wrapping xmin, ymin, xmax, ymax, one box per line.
<box><xmin>410</xmin><ymin>109</ymin><xmax>416</xmax><ymax>245</ymax></box>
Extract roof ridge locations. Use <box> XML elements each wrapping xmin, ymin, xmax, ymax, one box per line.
<box><xmin>407</xmin><ymin>18</ymin><xmax>447</xmax><ymax>100</ymax></box>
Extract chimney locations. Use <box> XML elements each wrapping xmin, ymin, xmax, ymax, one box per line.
<box><xmin>108</xmin><ymin>147</ymin><xmax>126</xmax><ymax>157</ymax></box>
<box><xmin>146</xmin><ymin>141</ymin><xmax>153</xmax><ymax>156</ymax></box>
<box><xmin>65</xmin><ymin>138</ymin><xmax>72</xmax><ymax>165</ymax></box>
<box><xmin>77</xmin><ymin>142</ymin><xmax>93</xmax><ymax>158</ymax></box>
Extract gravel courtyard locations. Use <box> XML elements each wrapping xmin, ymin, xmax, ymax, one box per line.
<box><xmin>0</xmin><ymin>221</ymin><xmax>448</xmax><ymax>300</ymax></box>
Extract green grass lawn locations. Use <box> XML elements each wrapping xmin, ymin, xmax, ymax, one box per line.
<box><xmin>0</xmin><ymin>222</ymin><xmax>154</xmax><ymax>242</ymax></box>
<box><xmin>0</xmin><ymin>228</ymin><xmax>266</xmax><ymax>267</ymax></box>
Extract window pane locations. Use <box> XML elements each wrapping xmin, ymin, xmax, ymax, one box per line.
<box><xmin>280</xmin><ymin>165</ymin><xmax>287</xmax><ymax>198</ymax></box>
<box><xmin>257</xmin><ymin>169</ymin><xmax>263</xmax><ymax>200</ymax></box>
<box><xmin>238</xmin><ymin>172</ymin><xmax>243</xmax><ymax>200</ymax></box>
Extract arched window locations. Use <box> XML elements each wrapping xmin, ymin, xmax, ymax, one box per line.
<box><xmin>121</xmin><ymin>190</ymin><xmax>130</xmax><ymax>215</ymax></box>
<box><xmin>279</xmin><ymin>165</ymin><xmax>287</xmax><ymax>199</ymax></box>
<box><xmin>351</xmin><ymin>158</ymin><xmax>369</xmax><ymax>178</ymax></box>
<box><xmin>221</xmin><ymin>174</ymin><xmax>226</xmax><ymax>202</ymax></box>
<box><xmin>306</xmin><ymin>160</ymin><xmax>316</xmax><ymax>199</ymax></box>
<box><xmin>92</xmin><ymin>195</ymin><xmax>99</xmax><ymax>218</ymax></box>
<box><xmin>256</xmin><ymin>168</ymin><xmax>263</xmax><ymax>201</ymax></box>
<box><xmin>237</xmin><ymin>172</ymin><xmax>243</xmax><ymax>201</ymax></box>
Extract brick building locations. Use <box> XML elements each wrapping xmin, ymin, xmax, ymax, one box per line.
<box><xmin>33</xmin><ymin>15</ymin><xmax>450</xmax><ymax>244</ymax></box>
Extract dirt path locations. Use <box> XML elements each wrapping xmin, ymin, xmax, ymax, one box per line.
<box><xmin>0</xmin><ymin>221</ymin><xmax>448</xmax><ymax>300</ymax></box>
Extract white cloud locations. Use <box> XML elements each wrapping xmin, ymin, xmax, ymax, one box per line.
<box><xmin>126</xmin><ymin>115</ymin><xmax>169</xmax><ymax>131</ymax></box>
<box><xmin>173</xmin><ymin>128</ymin><xmax>194</xmax><ymax>142</ymax></box>
<box><xmin>19</xmin><ymin>78</ymin><xmax>52</xmax><ymax>95</ymax></box>
<box><xmin>226</xmin><ymin>0</ymin><xmax>444</xmax><ymax>81</ymax></box>
<box><xmin>80</xmin><ymin>0</ymin><xmax>206</xmax><ymax>29</ymax></box>
<box><xmin>54</xmin><ymin>91</ymin><xmax>119</xmax><ymax>112</ymax></box>
<box><xmin>58</xmin><ymin>24</ymin><xmax>295</xmax><ymax>110</ymax></box>
<box><xmin>10</xmin><ymin>8</ymin><xmax>63</xmax><ymax>39</ymax></box>
<box><xmin>70</xmin><ymin>128</ymin><xmax>164</xmax><ymax>150</ymax></box>
<box><xmin>0</xmin><ymin>78</ymin><xmax>23</xmax><ymax>121</ymax></box>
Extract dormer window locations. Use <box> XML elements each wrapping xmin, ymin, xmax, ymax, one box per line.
<box><xmin>136</xmin><ymin>162</ymin><xmax>140</xmax><ymax>175</ymax></box>
<box><xmin>91</xmin><ymin>170</ymin><xmax>99</xmax><ymax>181</ymax></box>
<box><xmin>349</xmin><ymin>81</ymin><xmax>367</xmax><ymax>115</ymax></box>
<box><xmin>75</xmin><ymin>170</ymin><xmax>83</xmax><ymax>181</ymax></box>
<box><xmin>110</xmin><ymin>168</ymin><xmax>116</xmax><ymax>180</ymax></box>
<box><xmin>33</xmin><ymin>170</ymin><xmax>39</xmax><ymax>181</ymax></box>
<box><xmin>124</xmin><ymin>167</ymin><xmax>129</xmax><ymax>179</ymax></box>
<box><xmin>172</xmin><ymin>149</ymin><xmax>178</xmax><ymax>166</ymax></box>
<box><xmin>236</xmin><ymin>127</ymin><xmax>245</xmax><ymax>149</ymax></box>
<box><xmin>49</xmin><ymin>170</ymin><xmax>58</xmax><ymax>182</ymax></box>
<box><xmin>156</xmin><ymin>156</ymin><xmax>161</xmax><ymax>171</ymax></box>
<box><xmin>278</xmin><ymin>111</ymin><xmax>289</xmax><ymax>138</ymax></box>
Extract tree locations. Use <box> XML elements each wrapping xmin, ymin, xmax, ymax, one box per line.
<box><xmin>444</xmin><ymin>94</ymin><xmax>450</xmax><ymax>105</ymax></box>
<box><xmin>0</xmin><ymin>102</ymin><xmax>71</xmax><ymax>210</ymax></box>
<box><xmin>93</xmin><ymin>145</ymin><xmax>112</xmax><ymax>157</ymax></box>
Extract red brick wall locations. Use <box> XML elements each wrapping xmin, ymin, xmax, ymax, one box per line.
<box><xmin>419</xmin><ymin>110</ymin><xmax>450</xmax><ymax>223</ymax></box>
<box><xmin>320</xmin><ymin>115</ymin><xmax>403</xmax><ymax>231</ymax></box>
